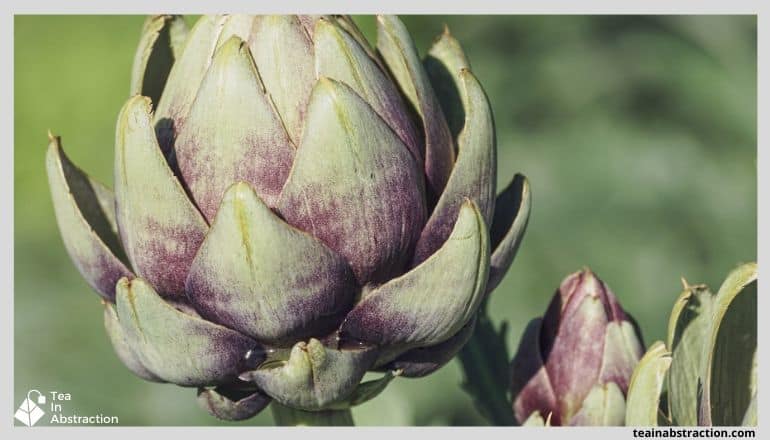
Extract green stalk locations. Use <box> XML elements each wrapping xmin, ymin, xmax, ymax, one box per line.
<box><xmin>270</xmin><ymin>402</ymin><xmax>355</xmax><ymax>426</ymax></box>
<box><xmin>458</xmin><ymin>309</ymin><xmax>518</xmax><ymax>426</ymax></box>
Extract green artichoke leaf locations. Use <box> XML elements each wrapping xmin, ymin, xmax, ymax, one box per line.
<box><xmin>749</xmin><ymin>350</ymin><xmax>757</xmax><ymax>406</ymax></box>
<box><xmin>197</xmin><ymin>384</ymin><xmax>271</xmax><ymax>421</ymax></box>
<box><xmin>424</xmin><ymin>26</ymin><xmax>471</xmax><ymax>140</ymax></box>
<box><xmin>666</xmin><ymin>280</ymin><xmax>699</xmax><ymax>349</ymax></box>
<box><xmin>376</xmin><ymin>15</ymin><xmax>455</xmax><ymax>198</ymax></box>
<box><xmin>741</xmin><ymin>393</ymin><xmax>757</xmax><ymax>427</ymax></box>
<box><xmin>486</xmin><ymin>174</ymin><xmax>531</xmax><ymax>294</ymax></box>
<box><xmin>114</xmin><ymin>96</ymin><xmax>208</xmax><ymax>298</ymax></box>
<box><xmin>569</xmin><ymin>382</ymin><xmax>626</xmax><ymax>426</ymax></box>
<box><xmin>103</xmin><ymin>302</ymin><xmax>162</xmax><ymax>382</ymax></box>
<box><xmin>625</xmin><ymin>341</ymin><xmax>672</xmax><ymax>426</ymax></box>
<box><xmin>45</xmin><ymin>135</ymin><xmax>132</xmax><ymax>300</ymax></box>
<box><xmin>153</xmin><ymin>15</ymin><xmax>229</xmax><ymax>151</ymax></box>
<box><xmin>130</xmin><ymin>15</ymin><xmax>188</xmax><ymax>107</ymax></box>
<box><xmin>704</xmin><ymin>262</ymin><xmax>757</xmax><ymax>426</ymax></box>
<box><xmin>173</xmin><ymin>36</ymin><xmax>295</xmax><ymax>221</ymax></box>
<box><xmin>339</xmin><ymin>200</ymin><xmax>489</xmax><ymax>363</ymax></box>
<box><xmin>667</xmin><ymin>282</ymin><xmax>714</xmax><ymax>426</ymax></box>
<box><xmin>314</xmin><ymin>18</ymin><xmax>421</xmax><ymax>162</ymax></box>
<box><xmin>248</xmin><ymin>15</ymin><xmax>315</xmax><ymax>146</ymax></box>
<box><xmin>277</xmin><ymin>78</ymin><xmax>426</xmax><ymax>286</ymax></box>
<box><xmin>240</xmin><ymin>338</ymin><xmax>377</xmax><ymax>411</ymax></box>
<box><xmin>186</xmin><ymin>182</ymin><xmax>356</xmax><ymax>345</ymax></box>
<box><xmin>458</xmin><ymin>313</ymin><xmax>517</xmax><ymax>426</ymax></box>
<box><xmin>412</xmin><ymin>69</ymin><xmax>496</xmax><ymax>265</ymax></box>
<box><xmin>115</xmin><ymin>277</ymin><xmax>258</xmax><ymax>386</ymax></box>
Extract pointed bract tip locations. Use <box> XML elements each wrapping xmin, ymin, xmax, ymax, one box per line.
<box><xmin>124</xmin><ymin>94</ymin><xmax>154</xmax><ymax>114</ymax></box>
<box><xmin>115</xmin><ymin>276</ymin><xmax>132</xmax><ymax>292</ymax></box>
<box><xmin>312</xmin><ymin>76</ymin><xmax>347</xmax><ymax>106</ymax></box>
<box><xmin>314</xmin><ymin>15</ymin><xmax>346</xmax><ymax>42</ymax></box>
<box><xmin>224</xmin><ymin>181</ymin><xmax>255</xmax><ymax>201</ymax></box>
<box><xmin>218</xmin><ymin>34</ymin><xmax>248</xmax><ymax>54</ymax></box>
<box><xmin>146</xmin><ymin>14</ymin><xmax>170</xmax><ymax>26</ymax></box>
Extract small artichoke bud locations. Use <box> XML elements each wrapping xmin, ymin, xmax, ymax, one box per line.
<box><xmin>510</xmin><ymin>268</ymin><xmax>644</xmax><ymax>426</ymax></box>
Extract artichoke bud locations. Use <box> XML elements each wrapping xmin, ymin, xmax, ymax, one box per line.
<box><xmin>46</xmin><ymin>14</ymin><xmax>532</xmax><ymax>420</ymax></box>
<box><xmin>511</xmin><ymin>269</ymin><xmax>644</xmax><ymax>426</ymax></box>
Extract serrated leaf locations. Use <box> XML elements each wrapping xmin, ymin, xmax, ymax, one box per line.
<box><xmin>458</xmin><ymin>309</ymin><xmax>517</xmax><ymax>426</ymax></box>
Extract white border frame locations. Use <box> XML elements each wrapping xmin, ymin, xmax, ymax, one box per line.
<box><xmin>2</xmin><ymin>1</ymin><xmax>764</xmax><ymax>439</ymax></box>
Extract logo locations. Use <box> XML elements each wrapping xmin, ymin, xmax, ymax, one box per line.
<box><xmin>13</xmin><ymin>389</ymin><xmax>120</xmax><ymax>426</ymax></box>
<box><xmin>14</xmin><ymin>390</ymin><xmax>46</xmax><ymax>427</ymax></box>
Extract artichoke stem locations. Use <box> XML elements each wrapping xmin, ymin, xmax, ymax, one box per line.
<box><xmin>270</xmin><ymin>402</ymin><xmax>355</xmax><ymax>426</ymax></box>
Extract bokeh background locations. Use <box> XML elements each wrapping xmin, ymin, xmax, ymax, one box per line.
<box><xmin>14</xmin><ymin>15</ymin><xmax>756</xmax><ymax>426</ymax></box>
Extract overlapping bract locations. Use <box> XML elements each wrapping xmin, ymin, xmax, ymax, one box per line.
<box><xmin>510</xmin><ymin>269</ymin><xmax>644</xmax><ymax>426</ymax></box>
<box><xmin>625</xmin><ymin>262</ymin><xmax>757</xmax><ymax>427</ymax></box>
<box><xmin>46</xmin><ymin>14</ymin><xmax>530</xmax><ymax>419</ymax></box>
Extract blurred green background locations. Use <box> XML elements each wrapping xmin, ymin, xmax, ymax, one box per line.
<box><xmin>14</xmin><ymin>15</ymin><xmax>756</xmax><ymax>426</ymax></box>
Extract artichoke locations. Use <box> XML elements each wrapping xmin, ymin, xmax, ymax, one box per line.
<box><xmin>45</xmin><ymin>14</ymin><xmax>530</xmax><ymax>420</ymax></box>
<box><xmin>510</xmin><ymin>269</ymin><xmax>643</xmax><ymax>426</ymax></box>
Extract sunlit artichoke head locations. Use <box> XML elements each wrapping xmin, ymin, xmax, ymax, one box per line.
<box><xmin>46</xmin><ymin>14</ymin><xmax>531</xmax><ymax>420</ymax></box>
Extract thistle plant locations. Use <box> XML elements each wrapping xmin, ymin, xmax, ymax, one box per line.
<box><xmin>45</xmin><ymin>14</ymin><xmax>530</xmax><ymax>424</ymax></box>
<box><xmin>510</xmin><ymin>269</ymin><xmax>644</xmax><ymax>426</ymax></box>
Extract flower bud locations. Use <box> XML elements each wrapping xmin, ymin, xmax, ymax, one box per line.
<box><xmin>510</xmin><ymin>268</ymin><xmax>644</xmax><ymax>426</ymax></box>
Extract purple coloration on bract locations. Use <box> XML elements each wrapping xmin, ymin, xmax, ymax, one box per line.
<box><xmin>87</xmin><ymin>252</ymin><xmax>133</xmax><ymax>301</ymax></box>
<box><xmin>186</xmin><ymin>254</ymin><xmax>356</xmax><ymax>346</ymax></box>
<box><xmin>134</xmin><ymin>218</ymin><xmax>205</xmax><ymax>297</ymax></box>
<box><xmin>279</xmin><ymin>174</ymin><xmax>426</xmax><ymax>286</ymax></box>
<box><xmin>175</xmin><ymin>133</ymin><xmax>295</xmax><ymax>222</ymax></box>
<box><xmin>386</xmin><ymin>317</ymin><xmax>476</xmax><ymax>377</ymax></box>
